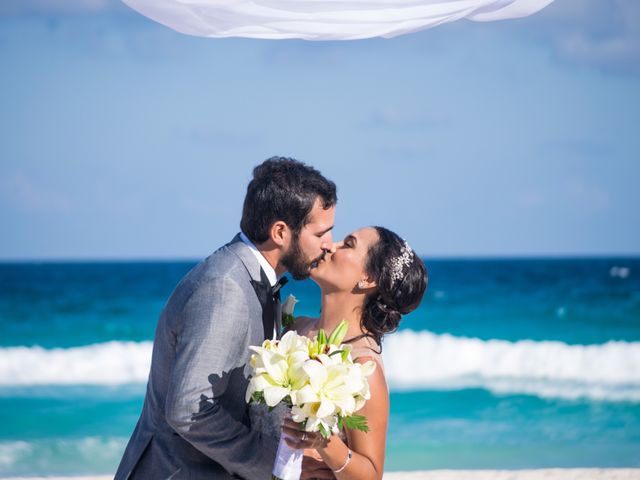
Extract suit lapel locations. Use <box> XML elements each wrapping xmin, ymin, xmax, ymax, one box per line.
<box><xmin>227</xmin><ymin>234</ymin><xmax>262</xmax><ymax>282</ymax></box>
<box><xmin>227</xmin><ymin>234</ymin><xmax>275</xmax><ymax>340</ymax></box>
<box><xmin>251</xmin><ymin>269</ymin><xmax>275</xmax><ymax>340</ymax></box>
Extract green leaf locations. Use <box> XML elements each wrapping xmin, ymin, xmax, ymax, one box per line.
<box><xmin>282</xmin><ymin>313</ymin><xmax>295</xmax><ymax>329</ymax></box>
<box><xmin>327</xmin><ymin>320</ymin><xmax>348</xmax><ymax>345</ymax></box>
<box><xmin>341</xmin><ymin>349</ymin><xmax>350</xmax><ymax>362</ymax></box>
<box><xmin>318</xmin><ymin>423</ymin><xmax>331</xmax><ymax>439</ymax></box>
<box><xmin>318</xmin><ymin>328</ymin><xmax>327</xmax><ymax>345</ymax></box>
<box><xmin>251</xmin><ymin>391</ymin><xmax>265</xmax><ymax>405</ymax></box>
<box><xmin>341</xmin><ymin>415</ymin><xmax>369</xmax><ymax>433</ymax></box>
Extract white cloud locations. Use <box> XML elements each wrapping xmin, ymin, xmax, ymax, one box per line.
<box><xmin>519</xmin><ymin>0</ymin><xmax>640</xmax><ymax>75</ymax></box>
<box><xmin>0</xmin><ymin>0</ymin><xmax>118</xmax><ymax>15</ymax></box>
<box><xmin>0</xmin><ymin>172</ymin><xmax>72</xmax><ymax>214</ymax></box>
<box><xmin>566</xmin><ymin>176</ymin><xmax>610</xmax><ymax>212</ymax></box>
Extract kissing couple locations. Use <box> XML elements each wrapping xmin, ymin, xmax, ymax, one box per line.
<box><xmin>115</xmin><ymin>157</ymin><xmax>427</xmax><ymax>480</ymax></box>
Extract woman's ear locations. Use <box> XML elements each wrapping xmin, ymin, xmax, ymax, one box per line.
<box><xmin>357</xmin><ymin>277</ymin><xmax>377</xmax><ymax>291</ymax></box>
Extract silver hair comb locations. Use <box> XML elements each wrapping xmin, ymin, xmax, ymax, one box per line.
<box><xmin>390</xmin><ymin>241</ymin><xmax>414</xmax><ymax>286</ymax></box>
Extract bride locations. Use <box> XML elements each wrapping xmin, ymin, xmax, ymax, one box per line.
<box><xmin>282</xmin><ymin>226</ymin><xmax>427</xmax><ymax>479</ymax></box>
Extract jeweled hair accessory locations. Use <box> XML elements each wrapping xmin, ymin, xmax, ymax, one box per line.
<box><xmin>390</xmin><ymin>241</ymin><xmax>414</xmax><ymax>286</ymax></box>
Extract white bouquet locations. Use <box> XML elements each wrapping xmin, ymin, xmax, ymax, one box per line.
<box><xmin>246</xmin><ymin>311</ymin><xmax>376</xmax><ymax>480</ymax></box>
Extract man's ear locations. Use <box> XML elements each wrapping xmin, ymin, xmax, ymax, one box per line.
<box><xmin>269</xmin><ymin>220</ymin><xmax>289</xmax><ymax>247</ymax></box>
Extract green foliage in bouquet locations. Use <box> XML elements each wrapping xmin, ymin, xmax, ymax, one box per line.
<box><xmin>282</xmin><ymin>312</ymin><xmax>295</xmax><ymax>329</ymax></box>
<box><xmin>339</xmin><ymin>414</ymin><xmax>370</xmax><ymax>433</ymax></box>
<box><xmin>308</xmin><ymin>319</ymin><xmax>349</xmax><ymax>358</ymax></box>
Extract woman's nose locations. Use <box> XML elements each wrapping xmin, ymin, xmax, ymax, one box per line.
<box><xmin>326</xmin><ymin>241</ymin><xmax>341</xmax><ymax>253</ymax></box>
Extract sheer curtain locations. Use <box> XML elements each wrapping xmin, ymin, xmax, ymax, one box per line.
<box><xmin>121</xmin><ymin>0</ymin><xmax>554</xmax><ymax>41</ymax></box>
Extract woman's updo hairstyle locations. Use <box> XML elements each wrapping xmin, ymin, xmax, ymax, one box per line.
<box><xmin>360</xmin><ymin>227</ymin><xmax>427</xmax><ymax>346</ymax></box>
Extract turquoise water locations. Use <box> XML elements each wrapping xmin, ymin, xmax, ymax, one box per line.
<box><xmin>0</xmin><ymin>258</ymin><xmax>639</xmax><ymax>475</ymax></box>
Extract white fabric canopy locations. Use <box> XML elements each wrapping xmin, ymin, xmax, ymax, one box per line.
<box><xmin>121</xmin><ymin>0</ymin><xmax>555</xmax><ymax>41</ymax></box>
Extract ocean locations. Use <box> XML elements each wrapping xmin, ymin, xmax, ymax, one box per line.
<box><xmin>0</xmin><ymin>258</ymin><xmax>639</xmax><ymax>476</ymax></box>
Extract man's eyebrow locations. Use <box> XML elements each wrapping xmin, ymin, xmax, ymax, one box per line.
<box><xmin>316</xmin><ymin>225</ymin><xmax>334</xmax><ymax>236</ymax></box>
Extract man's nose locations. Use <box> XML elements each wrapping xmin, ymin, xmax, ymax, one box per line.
<box><xmin>323</xmin><ymin>240</ymin><xmax>338</xmax><ymax>254</ymax></box>
<box><xmin>320</xmin><ymin>236</ymin><xmax>337</xmax><ymax>253</ymax></box>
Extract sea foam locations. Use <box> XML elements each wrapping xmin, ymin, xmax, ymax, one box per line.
<box><xmin>2</xmin><ymin>332</ymin><xmax>640</xmax><ymax>401</ymax></box>
<box><xmin>0</xmin><ymin>437</ymin><xmax>126</xmax><ymax>475</ymax></box>
<box><xmin>385</xmin><ymin>330</ymin><xmax>640</xmax><ymax>401</ymax></box>
<box><xmin>0</xmin><ymin>341</ymin><xmax>152</xmax><ymax>386</ymax></box>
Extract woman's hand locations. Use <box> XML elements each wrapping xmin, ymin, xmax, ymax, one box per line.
<box><xmin>281</xmin><ymin>418</ymin><xmax>329</xmax><ymax>450</ymax></box>
<box><xmin>301</xmin><ymin>449</ymin><xmax>336</xmax><ymax>480</ymax></box>
<box><xmin>281</xmin><ymin>419</ymin><xmax>335</xmax><ymax>479</ymax></box>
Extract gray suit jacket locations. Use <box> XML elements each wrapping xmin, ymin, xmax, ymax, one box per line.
<box><xmin>115</xmin><ymin>235</ymin><xmax>282</xmax><ymax>480</ymax></box>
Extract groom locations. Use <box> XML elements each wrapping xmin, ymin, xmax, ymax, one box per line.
<box><xmin>115</xmin><ymin>157</ymin><xmax>337</xmax><ymax>479</ymax></box>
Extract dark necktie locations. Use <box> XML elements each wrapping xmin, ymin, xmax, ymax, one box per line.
<box><xmin>250</xmin><ymin>271</ymin><xmax>289</xmax><ymax>340</ymax></box>
<box><xmin>272</xmin><ymin>276</ymin><xmax>288</xmax><ymax>302</ymax></box>
<box><xmin>272</xmin><ymin>276</ymin><xmax>288</xmax><ymax>338</ymax></box>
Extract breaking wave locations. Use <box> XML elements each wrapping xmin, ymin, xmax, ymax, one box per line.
<box><xmin>2</xmin><ymin>331</ymin><xmax>639</xmax><ymax>401</ymax></box>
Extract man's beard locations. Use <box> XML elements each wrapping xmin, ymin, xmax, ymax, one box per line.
<box><xmin>281</xmin><ymin>235</ymin><xmax>320</xmax><ymax>280</ymax></box>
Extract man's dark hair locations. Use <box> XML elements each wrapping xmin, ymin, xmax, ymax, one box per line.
<box><xmin>240</xmin><ymin>157</ymin><xmax>337</xmax><ymax>244</ymax></box>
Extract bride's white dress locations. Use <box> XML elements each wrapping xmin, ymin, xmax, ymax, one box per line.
<box><xmin>121</xmin><ymin>0</ymin><xmax>555</xmax><ymax>41</ymax></box>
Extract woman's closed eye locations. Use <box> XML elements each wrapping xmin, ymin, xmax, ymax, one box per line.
<box><xmin>343</xmin><ymin>235</ymin><xmax>357</xmax><ymax>248</ymax></box>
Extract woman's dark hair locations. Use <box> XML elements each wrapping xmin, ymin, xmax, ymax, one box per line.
<box><xmin>358</xmin><ymin>227</ymin><xmax>428</xmax><ymax>347</ymax></box>
<box><xmin>240</xmin><ymin>157</ymin><xmax>337</xmax><ymax>243</ymax></box>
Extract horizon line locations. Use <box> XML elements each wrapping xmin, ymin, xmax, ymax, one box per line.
<box><xmin>1</xmin><ymin>253</ymin><xmax>639</xmax><ymax>263</ymax></box>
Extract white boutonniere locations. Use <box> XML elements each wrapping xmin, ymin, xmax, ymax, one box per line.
<box><xmin>281</xmin><ymin>294</ymin><xmax>298</xmax><ymax>329</ymax></box>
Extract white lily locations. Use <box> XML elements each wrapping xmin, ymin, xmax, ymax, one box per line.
<box><xmin>246</xmin><ymin>317</ymin><xmax>376</xmax><ymax>441</ymax></box>
<box><xmin>300</xmin><ymin>358</ymin><xmax>359</xmax><ymax>418</ymax></box>
<box><xmin>291</xmin><ymin>399</ymin><xmax>339</xmax><ymax>433</ymax></box>
<box><xmin>348</xmin><ymin>360</ymin><xmax>376</xmax><ymax>410</ymax></box>
<box><xmin>246</xmin><ymin>331</ymin><xmax>310</xmax><ymax>406</ymax></box>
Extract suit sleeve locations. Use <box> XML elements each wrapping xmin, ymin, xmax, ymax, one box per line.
<box><xmin>164</xmin><ymin>275</ymin><xmax>278</xmax><ymax>480</ymax></box>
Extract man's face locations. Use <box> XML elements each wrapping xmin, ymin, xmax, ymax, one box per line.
<box><xmin>281</xmin><ymin>197</ymin><xmax>335</xmax><ymax>280</ymax></box>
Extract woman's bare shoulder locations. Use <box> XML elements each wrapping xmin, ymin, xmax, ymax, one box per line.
<box><xmin>355</xmin><ymin>353</ymin><xmax>386</xmax><ymax>382</ymax></box>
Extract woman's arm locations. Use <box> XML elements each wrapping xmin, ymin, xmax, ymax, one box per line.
<box><xmin>283</xmin><ymin>357</ymin><xmax>389</xmax><ymax>480</ymax></box>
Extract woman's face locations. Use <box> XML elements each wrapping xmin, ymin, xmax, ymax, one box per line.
<box><xmin>310</xmin><ymin>227</ymin><xmax>380</xmax><ymax>292</ymax></box>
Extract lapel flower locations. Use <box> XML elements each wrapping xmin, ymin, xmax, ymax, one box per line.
<box><xmin>281</xmin><ymin>294</ymin><xmax>298</xmax><ymax>329</ymax></box>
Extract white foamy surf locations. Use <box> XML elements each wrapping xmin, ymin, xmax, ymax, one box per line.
<box><xmin>2</xmin><ymin>331</ymin><xmax>639</xmax><ymax>401</ymax></box>
<box><xmin>0</xmin><ymin>341</ymin><xmax>153</xmax><ymax>386</ymax></box>
<box><xmin>384</xmin><ymin>330</ymin><xmax>640</xmax><ymax>401</ymax></box>
<box><xmin>0</xmin><ymin>437</ymin><xmax>126</xmax><ymax>474</ymax></box>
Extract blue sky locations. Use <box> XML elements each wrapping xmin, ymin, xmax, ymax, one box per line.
<box><xmin>0</xmin><ymin>0</ymin><xmax>638</xmax><ymax>259</ymax></box>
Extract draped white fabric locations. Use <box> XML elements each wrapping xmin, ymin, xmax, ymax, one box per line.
<box><xmin>121</xmin><ymin>0</ymin><xmax>555</xmax><ymax>41</ymax></box>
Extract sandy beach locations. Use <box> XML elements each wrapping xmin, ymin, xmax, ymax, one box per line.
<box><xmin>4</xmin><ymin>470</ymin><xmax>640</xmax><ymax>480</ymax></box>
<box><xmin>385</xmin><ymin>470</ymin><xmax>640</xmax><ymax>479</ymax></box>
